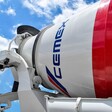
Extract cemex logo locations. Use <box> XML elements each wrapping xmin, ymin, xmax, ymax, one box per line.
<box><xmin>45</xmin><ymin>20</ymin><xmax>70</xmax><ymax>97</ymax></box>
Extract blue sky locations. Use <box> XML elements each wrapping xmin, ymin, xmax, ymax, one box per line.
<box><xmin>0</xmin><ymin>0</ymin><xmax>98</xmax><ymax>111</ymax></box>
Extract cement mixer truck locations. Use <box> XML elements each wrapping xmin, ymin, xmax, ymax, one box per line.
<box><xmin>0</xmin><ymin>0</ymin><xmax>112</xmax><ymax>111</ymax></box>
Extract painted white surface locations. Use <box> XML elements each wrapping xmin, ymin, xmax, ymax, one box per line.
<box><xmin>19</xmin><ymin>35</ymin><xmax>37</xmax><ymax>66</ymax></box>
<box><xmin>35</xmin><ymin>2</ymin><xmax>99</xmax><ymax>97</ymax></box>
<box><xmin>46</xmin><ymin>96</ymin><xmax>112</xmax><ymax>112</ymax></box>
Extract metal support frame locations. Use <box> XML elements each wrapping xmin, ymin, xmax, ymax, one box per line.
<box><xmin>0</xmin><ymin>50</ymin><xmax>46</xmax><ymax>112</ymax></box>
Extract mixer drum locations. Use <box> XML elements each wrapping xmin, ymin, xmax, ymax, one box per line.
<box><xmin>18</xmin><ymin>0</ymin><xmax>112</xmax><ymax>98</ymax></box>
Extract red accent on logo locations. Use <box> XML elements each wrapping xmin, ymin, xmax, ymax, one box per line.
<box><xmin>48</xmin><ymin>76</ymin><xmax>70</xmax><ymax>97</ymax></box>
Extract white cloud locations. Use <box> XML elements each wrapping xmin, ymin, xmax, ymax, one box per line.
<box><xmin>22</xmin><ymin>0</ymin><xmax>95</xmax><ymax>25</ymax></box>
<box><xmin>53</xmin><ymin>0</ymin><xmax>93</xmax><ymax>24</ymax></box>
<box><xmin>5</xmin><ymin>7</ymin><xmax>16</xmax><ymax>16</ymax></box>
<box><xmin>23</xmin><ymin>0</ymin><xmax>50</xmax><ymax>18</ymax></box>
<box><xmin>0</xmin><ymin>36</ymin><xmax>10</xmax><ymax>51</ymax></box>
<box><xmin>36</xmin><ymin>0</ymin><xmax>68</xmax><ymax>8</ymax></box>
<box><xmin>0</xmin><ymin>0</ymin><xmax>4</xmax><ymax>3</ymax></box>
<box><xmin>0</xmin><ymin>7</ymin><xmax>16</xmax><ymax>16</ymax></box>
<box><xmin>22</xmin><ymin>0</ymin><xmax>68</xmax><ymax>18</ymax></box>
<box><xmin>36</xmin><ymin>0</ymin><xmax>50</xmax><ymax>8</ymax></box>
<box><xmin>0</xmin><ymin>35</ymin><xmax>17</xmax><ymax>52</ymax></box>
<box><xmin>53</xmin><ymin>8</ymin><xmax>74</xmax><ymax>24</ymax></box>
